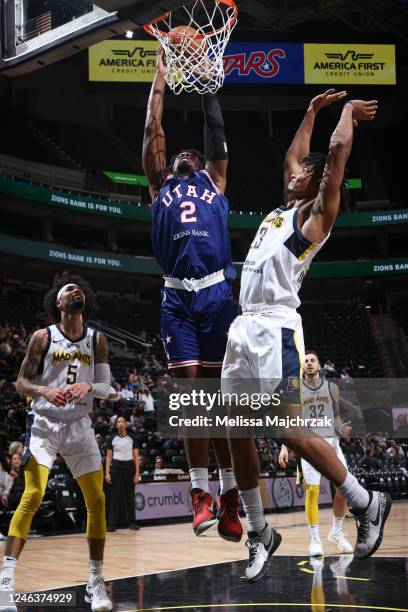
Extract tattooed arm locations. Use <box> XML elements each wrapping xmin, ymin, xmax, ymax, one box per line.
<box><xmin>301</xmin><ymin>99</ymin><xmax>378</xmax><ymax>243</ymax></box>
<box><xmin>16</xmin><ymin>329</ymin><xmax>66</xmax><ymax>407</ymax></box>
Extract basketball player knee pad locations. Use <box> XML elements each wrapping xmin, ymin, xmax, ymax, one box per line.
<box><xmin>77</xmin><ymin>468</ymin><xmax>106</xmax><ymax>539</ymax></box>
<box><xmin>305</xmin><ymin>484</ymin><xmax>320</xmax><ymax>526</ymax></box>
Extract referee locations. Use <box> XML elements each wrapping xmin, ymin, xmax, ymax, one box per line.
<box><xmin>105</xmin><ymin>416</ymin><xmax>140</xmax><ymax>531</ymax></box>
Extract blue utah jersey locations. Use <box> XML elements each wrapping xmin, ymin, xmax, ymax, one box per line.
<box><xmin>151</xmin><ymin>170</ymin><xmax>233</xmax><ymax>279</ymax></box>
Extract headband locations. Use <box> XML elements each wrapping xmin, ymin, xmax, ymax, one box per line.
<box><xmin>57</xmin><ymin>284</ymin><xmax>79</xmax><ymax>301</ymax></box>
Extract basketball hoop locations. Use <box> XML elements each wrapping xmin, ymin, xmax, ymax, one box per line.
<box><xmin>144</xmin><ymin>0</ymin><xmax>238</xmax><ymax>95</ymax></box>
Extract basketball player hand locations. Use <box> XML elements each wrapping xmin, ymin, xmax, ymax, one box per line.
<box><xmin>64</xmin><ymin>381</ymin><xmax>91</xmax><ymax>403</ymax></box>
<box><xmin>42</xmin><ymin>386</ymin><xmax>67</xmax><ymax>407</ymax></box>
<box><xmin>348</xmin><ymin>99</ymin><xmax>378</xmax><ymax>126</ymax></box>
<box><xmin>156</xmin><ymin>48</ymin><xmax>168</xmax><ymax>78</ymax></box>
<box><xmin>339</xmin><ymin>420</ymin><xmax>352</xmax><ymax>437</ymax></box>
<box><xmin>278</xmin><ymin>445</ymin><xmax>288</xmax><ymax>468</ymax></box>
<box><xmin>309</xmin><ymin>89</ymin><xmax>347</xmax><ymax>113</ymax></box>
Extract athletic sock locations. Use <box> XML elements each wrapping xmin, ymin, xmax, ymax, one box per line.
<box><xmin>219</xmin><ymin>467</ymin><xmax>237</xmax><ymax>495</ymax></box>
<box><xmin>309</xmin><ymin>524</ymin><xmax>320</xmax><ymax>540</ymax></box>
<box><xmin>0</xmin><ymin>556</ymin><xmax>17</xmax><ymax>581</ymax></box>
<box><xmin>89</xmin><ymin>559</ymin><xmax>103</xmax><ymax>584</ymax></box>
<box><xmin>189</xmin><ymin>468</ymin><xmax>210</xmax><ymax>493</ymax></box>
<box><xmin>332</xmin><ymin>516</ymin><xmax>344</xmax><ymax>534</ymax></box>
<box><xmin>338</xmin><ymin>472</ymin><xmax>370</xmax><ymax>512</ymax></box>
<box><xmin>239</xmin><ymin>486</ymin><xmax>265</xmax><ymax>534</ymax></box>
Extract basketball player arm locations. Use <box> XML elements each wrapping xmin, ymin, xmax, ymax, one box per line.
<box><xmin>301</xmin><ymin>99</ymin><xmax>377</xmax><ymax>242</ymax></box>
<box><xmin>16</xmin><ymin>329</ymin><xmax>66</xmax><ymax>407</ymax></box>
<box><xmin>278</xmin><ymin>444</ymin><xmax>289</xmax><ymax>468</ymax></box>
<box><xmin>283</xmin><ymin>89</ymin><xmax>347</xmax><ymax>199</ymax></box>
<box><xmin>202</xmin><ymin>93</ymin><xmax>228</xmax><ymax>193</ymax></box>
<box><xmin>330</xmin><ymin>382</ymin><xmax>351</xmax><ymax>437</ymax></box>
<box><xmin>143</xmin><ymin>49</ymin><xmax>167</xmax><ymax>201</ymax></box>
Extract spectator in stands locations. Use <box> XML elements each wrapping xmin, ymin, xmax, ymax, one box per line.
<box><xmin>387</xmin><ymin>439</ymin><xmax>406</xmax><ymax>462</ymax></box>
<box><xmin>138</xmin><ymin>456</ymin><xmax>150</xmax><ymax>476</ymax></box>
<box><xmin>151</xmin><ymin>456</ymin><xmax>184</xmax><ymax>476</ymax></box>
<box><xmin>4</xmin><ymin>453</ymin><xmax>24</xmax><ymax>511</ymax></box>
<box><xmin>8</xmin><ymin>442</ymin><xmax>23</xmax><ymax>457</ymax></box>
<box><xmin>3</xmin><ymin>408</ymin><xmax>22</xmax><ymax>440</ymax></box>
<box><xmin>323</xmin><ymin>359</ymin><xmax>338</xmax><ymax>377</ymax></box>
<box><xmin>360</xmin><ymin>448</ymin><xmax>382</xmax><ymax>471</ymax></box>
<box><xmin>138</xmin><ymin>387</ymin><xmax>155</xmax><ymax>415</ymax></box>
<box><xmin>105</xmin><ymin>416</ymin><xmax>140</xmax><ymax>532</ymax></box>
<box><xmin>340</xmin><ymin>368</ymin><xmax>353</xmax><ymax>384</ymax></box>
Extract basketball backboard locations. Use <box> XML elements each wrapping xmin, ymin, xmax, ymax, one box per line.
<box><xmin>0</xmin><ymin>1</ymin><xmax>188</xmax><ymax>77</ymax></box>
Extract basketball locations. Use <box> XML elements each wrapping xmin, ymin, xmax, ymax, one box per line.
<box><xmin>168</xmin><ymin>25</ymin><xmax>206</xmax><ymax>57</ymax></box>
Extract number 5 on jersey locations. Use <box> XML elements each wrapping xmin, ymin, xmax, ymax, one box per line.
<box><xmin>66</xmin><ymin>364</ymin><xmax>78</xmax><ymax>384</ymax></box>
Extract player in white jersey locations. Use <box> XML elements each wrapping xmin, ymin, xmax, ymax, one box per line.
<box><xmin>279</xmin><ymin>351</ymin><xmax>353</xmax><ymax>557</ymax></box>
<box><xmin>222</xmin><ymin>91</ymin><xmax>391</xmax><ymax>582</ymax></box>
<box><xmin>0</xmin><ymin>275</ymin><xmax>112</xmax><ymax>612</ymax></box>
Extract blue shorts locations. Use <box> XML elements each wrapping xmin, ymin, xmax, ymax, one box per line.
<box><xmin>161</xmin><ymin>280</ymin><xmax>236</xmax><ymax>369</ymax></box>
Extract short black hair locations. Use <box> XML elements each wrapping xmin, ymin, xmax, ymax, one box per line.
<box><xmin>305</xmin><ymin>349</ymin><xmax>320</xmax><ymax>363</ymax></box>
<box><xmin>169</xmin><ymin>148</ymin><xmax>206</xmax><ymax>171</ymax></box>
<box><xmin>302</xmin><ymin>152</ymin><xmax>350</xmax><ymax>214</ymax></box>
<box><xmin>43</xmin><ymin>273</ymin><xmax>98</xmax><ymax>323</ymax></box>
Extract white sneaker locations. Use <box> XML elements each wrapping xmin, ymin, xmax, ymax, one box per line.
<box><xmin>85</xmin><ymin>576</ymin><xmax>112</xmax><ymax>612</ymax></box>
<box><xmin>0</xmin><ymin>575</ymin><xmax>17</xmax><ymax>612</ymax></box>
<box><xmin>0</xmin><ymin>534</ymin><xmax>7</xmax><ymax>542</ymax></box>
<box><xmin>351</xmin><ymin>491</ymin><xmax>392</xmax><ymax>559</ymax></box>
<box><xmin>245</xmin><ymin>524</ymin><xmax>282</xmax><ymax>583</ymax></box>
<box><xmin>328</xmin><ymin>530</ymin><xmax>353</xmax><ymax>553</ymax></box>
<box><xmin>309</xmin><ymin>536</ymin><xmax>324</xmax><ymax>557</ymax></box>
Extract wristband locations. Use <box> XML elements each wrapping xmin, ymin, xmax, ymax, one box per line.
<box><xmin>343</xmin><ymin>100</ymin><xmax>354</xmax><ymax>110</ymax></box>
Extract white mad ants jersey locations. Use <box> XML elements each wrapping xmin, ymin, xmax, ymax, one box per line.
<box><xmin>240</xmin><ymin>206</ymin><xmax>329</xmax><ymax>310</ymax></box>
<box><xmin>302</xmin><ymin>378</ymin><xmax>336</xmax><ymax>438</ymax></box>
<box><xmin>31</xmin><ymin>324</ymin><xmax>96</xmax><ymax>421</ymax></box>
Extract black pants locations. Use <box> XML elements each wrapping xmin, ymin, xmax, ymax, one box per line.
<box><xmin>109</xmin><ymin>460</ymin><xmax>136</xmax><ymax>528</ymax></box>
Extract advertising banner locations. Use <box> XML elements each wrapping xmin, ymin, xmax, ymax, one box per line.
<box><xmin>88</xmin><ymin>40</ymin><xmax>395</xmax><ymax>85</ymax></box>
<box><xmin>134</xmin><ymin>477</ymin><xmax>332</xmax><ymax>520</ymax></box>
<box><xmin>2</xmin><ymin>176</ymin><xmax>407</xmax><ymax>230</ymax></box>
<box><xmin>89</xmin><ymin>40</ymin><xmax>158</xmax><ymax>82</ymax></box>
<box><xmin>304</xmin><ymin>43</ymin><xmax>396</xmax><ymax>85</ymax></box>
<box><xmin>223</xmin><ymin>42</ymin><xmax>304</xmax><ymax>84</ymax></box>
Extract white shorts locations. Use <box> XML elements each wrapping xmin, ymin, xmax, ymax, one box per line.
<box><xmin>301</xmin><ymin>437</ymin><xmax>347</xmax><ymax>486</ymax></box>
<box><xmin>221</xmin><ymin>305</ymin><xmax>305</xmax><ymax>394</ymax></box>
<box><xmin>25</xmin><ymin>413</ymin><xmax>101</xmax><ymax>479</ymax></box>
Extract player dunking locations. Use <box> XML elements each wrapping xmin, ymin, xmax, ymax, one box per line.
<box><xmin>222</xmin><ymin>90</ymin><xmax>391</xmax><ymax>581</ymax></box>
<box><xmin>279</xmin><ymin>351</ymin><xmax>353</xmax><ymax>557</ymax></box>
<box><xmin>0</xmin><ymin>275</ymin><xmax>112</xmax><ymax>611</ymax></box>
<box><xmin>143</xmin><ymin>50</ymin><xmax>242</xmax><ymax>542</ymax></box>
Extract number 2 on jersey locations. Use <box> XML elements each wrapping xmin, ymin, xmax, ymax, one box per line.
<box><xmin>309</xmin><ymin>404</ymin><xmax>325</xmax><ymax>418</ymax></box>
<box><xmin>180</xmin><ymin>201</ymin><xmax>197</xmax><ymax>223</ymax></box>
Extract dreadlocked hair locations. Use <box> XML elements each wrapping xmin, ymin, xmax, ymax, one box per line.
<box><xmin>168</xmin><ymin>148</ymin><xmax>207</xmax><ymax>172</ymax></box>
<box><xmin>43</xmin><ymin>273</ymin><xmax>99</xmax><ymax>323</ymax></box>
<box><xmin>302</xmin><ymin>152</ymin><xmax>350</xmax><ymax>215</ymax></box>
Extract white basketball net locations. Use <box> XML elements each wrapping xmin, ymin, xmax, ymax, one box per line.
<box><xmin>144</xmin><ymin>0</ymin><xmax>238</xmax><ymax>95</ymax></box>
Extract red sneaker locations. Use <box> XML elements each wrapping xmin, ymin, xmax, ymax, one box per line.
<box><xmin>217</xmin><ymin>487</ymin><xmax>243</xmax><ymax>542</ymax></box>
<box><xmin>191</xmin><ymin>488</ymin><xmax>217</xmax><ymax>536</ymax></box>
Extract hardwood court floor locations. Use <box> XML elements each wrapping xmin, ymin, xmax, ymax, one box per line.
<box><xmin>5</xmin><ymin>502</ymin><xmax>407</xmax><ymax>592</ymax></box>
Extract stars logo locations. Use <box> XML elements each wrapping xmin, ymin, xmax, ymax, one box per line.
<box><xmin>165</xmin><ymin>335</ymin><xmax>172</xmax><ymax>344</ymax></box>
